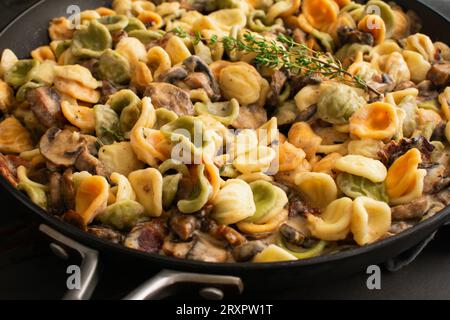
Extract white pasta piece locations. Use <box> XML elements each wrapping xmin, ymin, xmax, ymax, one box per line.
<box><xmin>128</xmin><ymin>168</ymin><xmax>163</xmax><ymax>217</ymax></box>
<box><xmin>351</xmin><ymin>196</ymin><xmax>391</xmax><ymax>245</ymax></box>
<box><xmin>110</xmin><ymin>172</ymin><xmax>136</xmax><ymax>202</ymax></box>
<box><xmin>211</xmin><ymin>179</ymin><xmax>256</xmax><ymax>225</ymax></box>
<box><xmin>402</xmin><ymin>50</ymin><xmax>431</xmax><ymax>83</ymax></box>
<box><xmin>295</xmin><ymin>172</ymin><xmax>338</xmax><ymax>208</ymax></box>
<box><xmin>334</xmin><ymin>155</ymin><xmax>387</xmax><ymax>183</ymax></box>
<box><xmin>307</xmin><ymin>197</ymin><xmax>353</xmax><ymax>241</ymax></box>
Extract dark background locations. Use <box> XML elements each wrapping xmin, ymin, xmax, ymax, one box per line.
<box><xmin>1</xmin><ymin>0</ymin><xmax>450</xmax><ymax>300</ymax></box>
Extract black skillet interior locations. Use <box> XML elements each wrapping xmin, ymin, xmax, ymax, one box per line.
<box><xmin>0</xmin><ymin>0</ymin><xmax>450</xmax><ymax>290</ymax></box>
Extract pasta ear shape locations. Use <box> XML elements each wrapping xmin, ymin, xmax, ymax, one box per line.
<box><xmin>334</xmin><ymin>155</ymin><xmax>387</xmax><ymax>183</ymax></box>
<box><xmin>98</xmin><ymin>15</ymin><xmax>129</xmax><ymax>32</ymax></box>
<box><xmin>302</xmin><ymin>0</ymin><xmax>339</xmax><ymax>31</ymax></box>
<box><xmin>17</xmin><ymin>166</ymin><xmax>48</xmax><ymax>209</ymax></box>
<box><xmin>116</xmin><ymin>37</ymin><xmax>148</xmax><ymax>64</ymax></box>
<box><xmin>177</xmin><ymin>164</ymin><xmax>212</xmax><ymax>214</ymax></box>
<box><xmin>245</xmin><ymin>180</ymin><xmax>288</xmax><ymax>224</ymax></box>
<box><xmin>71</xmin><ymin>20</ymin><xmax>112</xmax><ymax>58</ymax></box>
<box><xmin>349</xmin><ymin>102</ymin><xmax>399</xmax><ymax>140</ymax></box>
<box><xmin>288</xmin><ymin>122</ymin><xmax>322</xmax><ymax>160</ymax></box>
<box><xmin>233</xmin><ymin>146</ymin><xmax>276</xmax><ymax>174</ymax></box>
<box><xmin>4</xmin><ymin>59</ymin><xmax>39</xmax><ymax>88</ymax></box>
<box><xmin>128</xmin><ymin>168</ymin><xmax>163</xmax><ymax>217</ymax></box>
<box><xmin>94</xmin><ymin>104</ymin><xmax>121</xmax><ymax>145</ymax></box>
<box><xmin>61</xmin><ymin>101</ymin><xmax>95</xmax><ymax>133</ymax></box>
<box><xmin>99</xmin><ymin>141</ymin><xmax>145</xmax><ymax>176</ymax></box>
<box><xmin>294</xmin><ymin>84</ymin><xmax>321</xmax><ymax>112</ymax></box>
<box><xmin>211</xmin><ymin>179</ymin><xmax>256</xmax><ymax>225</ymax></box>
<box><xmin>358</xmin><ymin>15</ymin><xmax>386</xmax><ymax>45</ymax></box>
<box><xmin>162</xmin><ymin>173</ymin><xmax>183</xmax><ymax>209</ymax></box>
<box><xmin>336</xmin><ymin>173</ymin><xmax>388</xmax><ymax>201</ymax></box>
<box><xmin>0</xmin><ymin>117</ymin><xmax>34</xmax><ymax>154</ymax></box>
<box><xmin>98</xmin><ymin>199</ymin><xmax>146</xmax><ymax>230</ymax></box>
<box><xmin>307</xmin><ymin>197</ymin><xmax>353</xmax><ymax>241</ymax></box>
<box><xmin>295</xmin><ymin>172</ymin><xmax>338</xmax><ymax>209</ymax></box>
<box><xmin>208</xmin><ymin>9</ymin><xmax>247</xmax><ymax>32</ymax></box>
<box><xmin>147</xmin><ymin>46</ymin><xmax>172</xmax><ymax>80</ymax></box>
<box><xmin>110</xmin><ymin>172</ymin><xmax>136</xmax><ymax>202</ymax></box>
<box><xmin>75</xmin><ymin>175</ymin><xmax>109</xmax><ymax>225</ymax></box>
<box><xmin>165</xmin><ymin>36</ymin><xmax>192</xmax><ymax>66</ymax></box>
<box><xmin>253</xmin><ymin>244</ymin><xmax>297</xmax><ymax>263</ymax></box>
<box><xmin>385</xmin><ymin>148</ymin><xmax>426</xmax><ymax>205</ymax></box>
<box><xmin>194</xmin><ymin>99</ymin><xmax>239</xmax><ymax>125</ymax></box>
<box><xmin>317</xmin><ymin>83</ymin><xmax>365</xmax><ymax>125</ymax></box>
<box><xmin>351</xmin><ymin>196</ymin><xmax>391</xmax><ymax>245</ymax></box>
<box><xmin>98</xmin><ymin>49</ymin><xmax>131</xmax><ymax>85</ymax></box>
<box><xmin>402</xmin><ymin>50</ymin><xmax>431</xmax><ymax>83</ymax></box>
<box><xmin>405</xmin><ymin>33</ymin><xmax>436</xmax><ymax>62</ymax></box>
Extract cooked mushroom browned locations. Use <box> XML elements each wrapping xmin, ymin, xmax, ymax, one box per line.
<box><xmin>61</xmin><ymin>168</ymin><xmax>75</xmax><ymax>211</ymax></box>
<box><xmin>186</xmin><ymin>234</ymin><xmax>229</xmax><ymax>263</ymax></box>
<box><xmin>48</xmin><ymin>172</ymin><xmax>65</xmax><ymax>215</ymax></box>
<box><xmin>157</xmin><ymin>66</ymin><xmax>189</xmax><ymax>84</ymax></box>
<box><xmin>427</xmin><ymin>62</ymin><xmax>450</xmax><ymax>87</ymax></box>
<box><xmin>144</xmin><ymin>82</ymin><xmax>194</xmax><ymax>116</ymax></box>
<box><xmin>74</xmin><ymin>149</ymin><xmax>109</xmax><ymax>177</ymax></box>
<box><xmin>231</xmin><ymin>104</ymin><xmax>268</xmax><ymax>129</ymax></box>
<box><xmin>183</xmin><ymin>55</ymin><xmax>220</xmax><ymax>101</ymax></box>
<box><xmin>169</xmin><ymin>213</ymin><xmax>200</xmax><ymax>241</ymax></box>
<box><xmin>39</xmin><ymin>128</ymin><xmax>86</xmax><ymax>167</ymax></box>
<box><xmin>162</xmin><ymin>238</ymin><xmax>194</xmax><ymax>259</ymax></box>
<box><xmin>232</xmin><ymin>241</ymin><xmax>267</xmax><ymax>262</ymax></box>
<box><xmin>124</xmin><ymin>220</ymin><xmax>168</xmax><ymax>253</ymax></box>
<box><xmin>391</xmin><ymin>197</ymin><xmax>430</xmax><ymax>220</ymax></box>
<box><xmin>267</xmin><ymin>70</ymin><xmax>288</xmax><ymax>108</ymax></box>
<box><xmin>88</xmin><ymin>225</ymin><xmax>124</xmax><ymax>244</ymax></box>
<box><xmin>27</xmin><ymin>87</ymin><xmax>65</xmax><ymax>129</ymax></box>
<box><xmin>279</xmin><ymin>223</ymin><xmax>306</xmax><ymax>246</ymax></box>
<box><xmin>422</xmin><ymin>163</ymin><xmax>450</xmax><ymax>194</ymax></box>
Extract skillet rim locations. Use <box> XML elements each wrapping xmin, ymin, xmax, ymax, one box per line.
<box><xmin>0</xmin><ymin>0</ymin><xmax>450</xmax><ymax>272</ymax></box>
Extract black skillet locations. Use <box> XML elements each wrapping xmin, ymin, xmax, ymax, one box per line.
<box><xmin>0</xmin><ymin>0</ymin><xmax>449</xmax><ymax>299</ymax></box>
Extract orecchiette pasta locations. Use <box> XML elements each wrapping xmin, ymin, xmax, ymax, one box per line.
<box><xmin>334</xmin><ymin>155</ymin><xmax>387</xmax><ymax>183</ymax></box>
<box><xmin>128</xmin><ymin>168</ymin><xmax>163</xmax><ymax>217</ymax></box>
<box><xmin>351</xmin><ymin>196</ymin><xmax>391</xmax><ymax>245</ymax></box>
<box><xmin>295</xmin><ymin>172</ymin><xmax>338</xmax><ymax>208</ymax></box>
<box><xmin>307</xmin><ymin>197</ymin><xmax>353</xmax><ymax>241</ymax></box>
<box><xmin>211</xmin><ymin>179</ymin><xmax>256</xmax><ymax>225</ymax></box>
<box><xmin>2</xmin><ymin>0</ymin><xmax>450</xmax><ymax>263</ymax></box>
<box><xmin>349</xmin><ymin>102</ymin><xmax>399</xmax><ymax>140</ymax></box>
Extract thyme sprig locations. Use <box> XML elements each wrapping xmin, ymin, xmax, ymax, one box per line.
<box><xmin>171</xmin><ymin>27</ymin><xmax>381</xmax><ymax>96</ymax></box>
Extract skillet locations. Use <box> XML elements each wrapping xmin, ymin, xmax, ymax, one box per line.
<box><xmin>0</xmin><ymin>0</ymin><xmax>449</xmax><ymax>299</ymax></box>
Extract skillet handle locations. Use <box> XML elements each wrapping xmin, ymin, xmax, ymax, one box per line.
<box><xmin>123</xmin><ymin>270</ymin><xmax>244</xmax><ymax>300</ymax></box>
<box><xmin>39</xmin><ymin>224</ymin><xmax>99</xmax><ymax>300</ymax></box>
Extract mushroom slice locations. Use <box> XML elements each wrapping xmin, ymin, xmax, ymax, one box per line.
<box><xmin>144</xmin><ymin>82</ymin><xmax>194</xmax><ymax>116</ymax></box>
<box><xmin>124</xmin><ymin>219</ymin><xmax>168</xmax><ymax>253</ymax></box>
<box><xmin>48</xmin><ymin>172</ymin><xmax>65</xmax><ymax>215</ymax></box>
<box><xmin>231</xmin><ymin>104</ymin><xmax>268</xmax><ymax>130</ymax></box>
<box><xmin>88</xmin><ymin>225</ymin><xmax>124</xmax><ymax>244</ymax></box>
<box><xmin>74</xmin><ymin>149</ymin><xmax>110</xmax><ymax>178</ymax></box>
<box><xmin>62</xmin><ymin>168</ymin><xmax>75</xmax><ymax>211</ymax></box>
<box><xmin>186</xmin><ymin>234</ymin><xmax>229</xmax><ymax>263</ymax></box>
<box><xmin>39</xmin><ymin>128</ymin><xmax>86</xmax><ymax>167</ymax></box>
<box><xmin>27</xmin><ymin>87</ymin><xmax>65</xmax><ymax>128</ymax></box>
<box><xmin>157</xmin><ymin>66</ymin><xmax>188</xmax><ymax>84</ymax></box>
<box><xmin>183</xmin><ymin>55</ymin><xmax>220</xmax><ymax>101</ymax></box>
<box><xmin>169</xmin><ymin>213</ymin><xmax>200</xmax><ymax>241</ymax></box>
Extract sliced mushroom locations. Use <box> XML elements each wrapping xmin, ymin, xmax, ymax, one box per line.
<box><xmin>217</xmin><ymin>225</ymin><xmax>247</xmax><ymax>247</ymax></box>
<box><xmin>157</xmin><ymin>66</ymin><xmax>188</xmax><ymax>84</ymax></box>
<box><xmin>162</xmin><ymin>237</ymin><xmax>194</xmax><ymax>259</ymax></box>
<box><xmin>48</xmin><ymin>172</ymin><xmax>65</xmax><ymax>215</ymax></box>
<box><xmin>417</xmin><ymin>80</ymin><xmax>438</xmax><ymax>100</ymax></box>
<box><xmin>267</xmin><ymin>70</ymin><xmax>287</xmax><ymax>108</ymax></box>
<box><xmin>391</xmin><ymin>196</ymin><xmax>429</xmax><ymax>220</ymax></box>
<box><xmin>422</xmin><ymin>163</ymin><xmax>450</xmax><ymax>194</ymax></box>
<box><xmin>288</xmin><ymin>196</ymin><xmax>321</xmax><ymax>217</ymax></box>
<box><xmin>124</xmin><ymin>219</ymin><xmax>168</xmax><ymax>253</ymax></box>
<box><xmin>61</xmin><ymin>168</ymin><xmax>75</xmax><ymax>211</ymax></box>
<box><xmin>39</xmin><ymin>128</ymin><xmax>86</xmax><ymax>167</ymax></box>
<box><xmin>74</xmin><ymin>149</ymin><xmax>110</xmax><ymax>178</ymax></box>
<box><xmin>186</xmin><ymin>234</ymin><xmax>228</xmax><ymax>263</ymax></box>
<box><xmin>63</xmin><ymin>210</ymin><xmax>87</xmax><ymax>231</ymax></box>
<box><xmin>279</xmin><ymin>223</ymin><xmax>306</xmax><ymax>246</ymax></box>
<box><xmin>427</xmin><ymin>62</ymin><xmax>450</xmax><ymax>87</ymax></box>
<box><xmin>389</xmin><ymin>221</ymin><xmax>414</xmax><ymax>234</ymax></box>
<box><xmin>183</xmin><ymin>55</ymin><xmax>220</xmax><ymax>101</ymax></box>
<box><xmin>337</xmin><ymin>26</ymin><xmax>374</xmax><ymax>46</ymax></box>
<box><xmin>144</xmin><ymin>82</ymin><xmax>194</xmax><ymax>116</ymax></box>
<box><xmin>232</xmin><ymin>240</ymin><xmax>266</xmax><ymax>262</ymax></box>
<box><xmin>88</xmin><ymin>225</ymin><xmax>124</xmax><ymax>244</ymax></box>
<box><xmin>169</xmin><ymin>213</ymin><xmax>200</xmax><ymax>241</ymax></box>
<box><xmin>231</xmin><ymin>104</ymin><xmax>267</xmax><ymax>129</ymax></box>
<box><xmin>27</xmin><ymin>87</ymin><xmax>66</xmax><ymax>129</ymax></box>
<box><xmin>185</xmin><ymin>72</ymin><xmax>219</xmax><ymax>101</ymax></box>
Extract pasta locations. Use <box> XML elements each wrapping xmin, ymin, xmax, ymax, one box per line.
<box><xmin>307</xmin><ymin>197</ymin><xmax>353</xmax><ymax>241</ymax></box>
<box><xmin>351</xmin><ymin>196</ymin><xmax>391</xmax><ymax>245</ymax></box>
<box><xmin>1</xmin><ymin>0</ymin><xmax>449</xmax><ymax>263</ymax></box>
